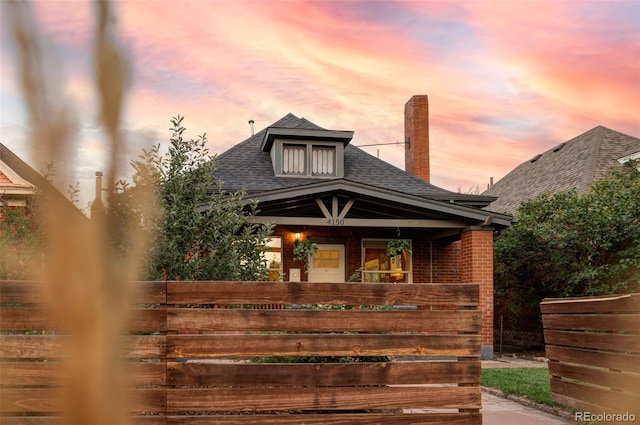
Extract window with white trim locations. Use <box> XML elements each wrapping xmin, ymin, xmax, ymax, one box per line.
<box><xmin>264</xmin><ymin>237</ymin><xmax>283</xmax><ymax>281</ymax></box>
<box><xmin>311</xmin><ymin>146</ymin><xmax>335</xmax><ymax>176</ymax></box>
<box><xmin>361</xmin><ymin>239</ymin><xmax>412</xmax><ymax>283</ymax></box>
<box><xmin>281</xmin><ymin>143</ymin><xmax>337</xmax><ymax>177</ymax></box>
<box><xmin>283</xmin><ymin>145</ymin><xmax>306</xmax><ymax>174</ymax></box>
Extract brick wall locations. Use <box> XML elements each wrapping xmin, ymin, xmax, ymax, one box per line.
<box><xmin>460</xmin><ymin>227</ymin><xmax>494</xmax><ymax>357</ymax></box>
<box><xmin>404</xmin><ymin>95</ymin><xmax>430</xmax><ymax>183</ymax></box>
<box><xmin>431</xmin><ymin>240</ymin><xmax>461</xmax><ymax>283</ymax></box>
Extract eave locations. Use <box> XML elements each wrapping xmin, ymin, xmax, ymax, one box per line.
<box><xmin>261</xmin><ymin>127</ymin><xmax>354</xmax><ymax>152</ymax></box>
<box><xmin>242</xmin><ymin>179</ymin><xmax>512</xmax><ymax>229</ymax></box>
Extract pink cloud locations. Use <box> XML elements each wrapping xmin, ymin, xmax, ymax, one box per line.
<box><xmin>2</xmin><ymin>0</ymin><xmax>638</xmax><ymax>207</ymax></box>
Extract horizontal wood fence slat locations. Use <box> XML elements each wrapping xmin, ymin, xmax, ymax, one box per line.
<box><xmin>2</xmin><ymin>280</ymin><xmax>481</xmax><ymax>423</ymax></box>
<box><xmin>0</xmin><ymin>307</ymin><xmax>167</xmax><ymax>332</ymax></box>
<box><xmin>0</xmin><ymin>361</ymin><xmax>165</xmax><ymax>386</ymax></box>
<box><xmin>168</xmin><ymin>308</ymin><xmax>480</xmax><ymax>333</ymax></box>
<box><xmin>0</xmin><ymin>335</ymin><xmax>167</xmax><ymax>359</ymax></box>
<box><xmin>168</xmin><ymin>360</ymin><xmax>480</xmax><ymax>387</ymax></box>
<box><xmin>544</xmin><ymin>345</ymin><xmax>640</xmax><ymax>374</ymax></box>
<box><xmin>162</xmin><ymin>413</ymin><xmax>482</xmax><ymax>425</ymax></box>
<box><xmin>167</xmin><ymin>334</ymin><xmax>481</xmax><ymax>357</ymax></box>
<box><xmin>0</xmin><ymin>413</ymin><xmax>483</xmax><ymax>425</ymax></box>
<box><xmin>0</xmin><ymin>388</ymin><xmax>166</xmax><ymax>414</ymax></box>
<box><xmin>166</xmin><ymin>386</ymin><xmax>481</xmax><ymax>412</ymax></box>
<box><xmin>166</xmin><ymin>281</ymin><xmax>479</xmax><ymax>306</ymax></box>
<box><xmin>542</xmin><ymin>313</ymin><xmax>640</xmax><ymax>332</ymax></box>
<box><xmin>541</xmin><ymin>293</ymin><xmax>640</xmax><ymax>415</ymax></box>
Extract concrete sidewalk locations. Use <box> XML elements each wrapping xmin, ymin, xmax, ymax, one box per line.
<box><xmin>481</xmin><ymin>356</ymin><xmax>575</xmax><ymax>425</ymax></box>
<box><xmin>482</xmin><ymin>390</ymin><xmax>574</xmax><ymax>425</ymax></box>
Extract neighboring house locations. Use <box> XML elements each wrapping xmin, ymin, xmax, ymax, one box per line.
<box><xmin>482</xmin><ymin>126</ymin><xmax>640</xmax><ymax>351</ymax></box>
<box><xmin>0</xmin><ymin>144</ymin><xmax>37</xmax><ymax>212</ymax></box>
<box><xmin>483</xmin><ymin>126</ymin><xmax>640</xmax><ymax>215</ymax></box>
<box><xmin>213</xmin><ymin>95</ymin><xmax>512</xmax><ymax>359</ymax></box>
<box><xmin>0</xmin><ymin>143</ymin><xmax>86</xmax><ymax>221</ymax></box>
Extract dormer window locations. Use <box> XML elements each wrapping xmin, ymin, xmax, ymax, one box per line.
<box><xmin>261</xmin><ymin>127</ymin><xmax>354</xmax><ymax>179</ymax></box>
<box><xmin>283</xmin><ymin>144</ymin><xmax>306</xmax><ymax>174</ymax></box>
<box><xmin>282</xmin><ymin>144</ymin><xmax>337</xmax><ymax>176</ymax></box>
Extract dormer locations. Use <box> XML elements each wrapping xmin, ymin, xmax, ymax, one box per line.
<box><xmin>261</xmin><ymin>127</ymin><xmax>354</xmax><ymax>178</ymax></box>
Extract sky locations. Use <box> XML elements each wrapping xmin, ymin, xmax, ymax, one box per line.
<box><xmin>1</xmin><ymin>0</ymin><xmax>639</xmax><ymax>211</ymax></box>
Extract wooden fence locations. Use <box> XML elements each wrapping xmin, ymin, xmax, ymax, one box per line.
<box><xmin>1</xmin><ymin>280</ymin><xmax>482</xmax><ymax>424</ymax></box>
<box><xmin>541</xmin><ymin>293</ymin><xmax>640</xmax><ymax>415</ymax></box>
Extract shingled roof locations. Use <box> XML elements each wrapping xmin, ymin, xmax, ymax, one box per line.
<box><xmin>483</xmin><ymin>126</ymin><xmax>640</xmax><ymax>215</ymax></box>
<box><xmin>214</xmin><ymin>113</ymin><xmax>496</xmax><ymax>207</ymax></box>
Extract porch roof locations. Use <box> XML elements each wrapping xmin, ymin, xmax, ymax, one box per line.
<box><xmin>247</xmin><ymin>179</ymin><xmax>512</xmax><ymax>230</ymax></box>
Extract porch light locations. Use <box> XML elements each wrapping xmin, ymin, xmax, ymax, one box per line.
<box><xmin>294</xmin><ymin>232</ymin><xmax>301</xmax><ymax>242</ymax></box>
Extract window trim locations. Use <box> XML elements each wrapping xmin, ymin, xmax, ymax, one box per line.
<box><xmin>360</xmin><ymin>238</ymin><xmax>413</xmax><ymax>283</ymax></box>
<box><xmin>264</xmin><ymin>236</ymin><xmax>283</xmax><ymax>281</ymax></box>
<box><xmin>271</xmin><ymin>139</ymin><xmax>344</xmax><ymax>178</ymax></box>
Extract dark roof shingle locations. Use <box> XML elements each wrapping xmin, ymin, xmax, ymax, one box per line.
<box><xmin>483</xmin><ymin>126</ymin><xmax>640</xmax><ymax>215</ymax></box>
<box><xmin>214</xmin><ymin>113</ymin><xmax>481</xmax><ymax>202</ymax></box>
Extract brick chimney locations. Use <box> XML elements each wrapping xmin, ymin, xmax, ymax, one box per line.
<box><xmin>90</xmin><ymin>171</ymin><xmax>105</xmax><ymax>219</ymax></box>
<box><xmin>404</xmin><ymin>95</ymin><xmax>430</xmax><ymax>182</ymax></box>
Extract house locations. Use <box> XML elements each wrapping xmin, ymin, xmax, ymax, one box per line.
<box><xmin>482</xmin><ymin>126</ymin><xmax>640</xmax><ymax>351</ymax></box>
<box><xmin>0</xmin><ymin>143</ymin><xmax>37</xmax><ymax>213</ymax></box>
<box><xmin>483</xmin><ymin>126</ymin><xmax>640</xmax><ymax>215</ymax></box>
<box><xmin>0</xmin><ymin>142</ymin><xmax>86</xmax><ymax>220</ymax></box>
<box><xmin>213</xmin><ymin>95</ymin><xmax>512</xmax><ymax>359</ymax></box>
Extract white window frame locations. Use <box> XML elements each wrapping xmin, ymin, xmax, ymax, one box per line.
<box><xmin>272</xmin><ymin>139</ymin><xmax>344</xmax><ymax>178</ymax></box>
<box><xmin>360</xmin><ymin>239</ymin><xmax>412</xmax><ymax>283</ymax></box>
<box><xmin>264</xmin><ymin>237</ymin><xmax>283</xmax><ymax>281</ymax></box>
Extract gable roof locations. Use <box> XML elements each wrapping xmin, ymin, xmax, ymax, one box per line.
<box><xmin>214</xmin><ymin>113</ymin><xmax>496</xmax><ymax>207</ymax></box>
<box><xmin>483</xmin><ymin>126</ymin><xmax>640</xmax><ymax>215</ymax></box>
<box><xmin>0</xmin><ymin>143</ymin><xmax>87</xmax><ymax>219</ymax></box>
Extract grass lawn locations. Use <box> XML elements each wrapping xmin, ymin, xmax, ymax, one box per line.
<box><xmin>481</xmin><ymin>367</ymin><xmax>566</xmax><ymax>409</ymax></box>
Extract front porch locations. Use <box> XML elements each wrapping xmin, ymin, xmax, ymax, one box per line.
<box><xmin>250</xmin><ymin>188</ymin><xmax>509</xmax><ymax>359</ymax></box>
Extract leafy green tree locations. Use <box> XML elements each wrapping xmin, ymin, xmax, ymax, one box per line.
<box><xmin>494</xmin><ymin>161</ymin><xmax>640</xmax><ymax>327</ymax></box>
<box><xmin>110</xmin><ymin>116</ymin><xmax>273</xmax><ymax>281</ymax></box>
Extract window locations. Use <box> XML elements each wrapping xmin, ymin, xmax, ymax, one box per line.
<box><xmin>264</xmin><ymin>237</ymin><xmax>283</xmax><ymax>281</ymax></box>
<box><xmin>361</xmin><ymin>239</ymin><xmax>412</xmax><ymax>283</ymax></box>
<box><xmin>312</xmin><ymin>249</ymin><xmax>340</xmax><ymax>268</ymax></box>
<box><xmin>281</xmin><ymin>143</ymin><xmax>337</xmax><ymax>177</ymax></box>
<box><xmin>312</xmin><ymin>146</ymin><xmax>335</xmax><ymax>176</ymax></box>
<box><xmin>283</xmin><ymin>145</ymin><xmax>306</xmax><ymax>174</ymax></box>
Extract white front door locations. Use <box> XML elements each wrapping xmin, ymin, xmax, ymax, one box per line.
<box><xmin>308</xmin><ymin>244</ymin><xmax>345</xmax><ymax>283</ymax></box>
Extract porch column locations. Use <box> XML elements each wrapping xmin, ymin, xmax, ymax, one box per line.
<box><xmin>461</xmin><ymin>226</ymin><xmax>494</xmax><ymax>359</ymax></box>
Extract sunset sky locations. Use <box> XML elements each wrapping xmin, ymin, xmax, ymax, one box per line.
<box><xmin>1</xmin><ymin>0</ymin><xmax>639</xmax><ymax>210</ymax></box>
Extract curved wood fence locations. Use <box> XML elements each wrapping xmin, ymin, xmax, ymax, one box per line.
<box><xmin>1</xmin><ymin>280</ymin><xmax>482</xmax><ymax>424</ymax></box>
<box><xmin>541</xmin><ymin>293</ymin><xmax>640</xmax><ymax>415</ymax></box>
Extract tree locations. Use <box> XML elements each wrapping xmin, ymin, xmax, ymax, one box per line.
<box><xmin>110</xmin><ymin>116</ymin><xmax>273</xmax><ymax>281</ymax></box>
<box><xmin>494</xmin><ymin>161</ymin><xmax>640</xmax><ymax>328</ymax></box>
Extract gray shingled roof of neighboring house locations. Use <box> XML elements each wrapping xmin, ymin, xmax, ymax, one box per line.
<box><xmin>214</xmin><ymin>113</ymin><xmax>495</xmax><ymax>206</ymax></box>
<box><xmin>482</xmin><ymin>126</ymin><xmax>640</xmax><ymax>215</ymax></box>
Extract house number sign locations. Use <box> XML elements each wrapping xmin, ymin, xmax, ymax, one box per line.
<box><xmin>326</xmin><ymin>218</ymin><xmax>345</xmax><ymax>226</ymax></box>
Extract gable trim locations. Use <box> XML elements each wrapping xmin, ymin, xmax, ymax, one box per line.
<box><xmin>246</xmin><ymin>180</ymin><xmax>512</xmax><ymax>227</ymax></box>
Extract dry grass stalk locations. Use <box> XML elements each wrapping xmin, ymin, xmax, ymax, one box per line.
<box><xmin>4</xmin><ymin>1</ymin><xmax>156</xmax><ymax>424</ymax></box>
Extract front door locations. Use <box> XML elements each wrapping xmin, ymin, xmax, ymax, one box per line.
<box><xmin>308</xmin><ymin>244</ymin><xmax>345</xmax><ymax>283</ymax></box>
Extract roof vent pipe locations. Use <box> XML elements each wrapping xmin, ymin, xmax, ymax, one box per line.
<box><xmin>248</xmin><ymin>120</ymin><xmax>255</xmax><ymax>136</ymax></box>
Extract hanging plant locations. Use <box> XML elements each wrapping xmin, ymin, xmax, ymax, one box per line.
<box><xmin>293</xmin><ymin>239</ymin><xmax>318</xmax><ymax>275</ymax></box>
<box><xmin>386</xmin><ymin>239</ymin><xmax>411</xmax><ymax>258</ymax></box>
